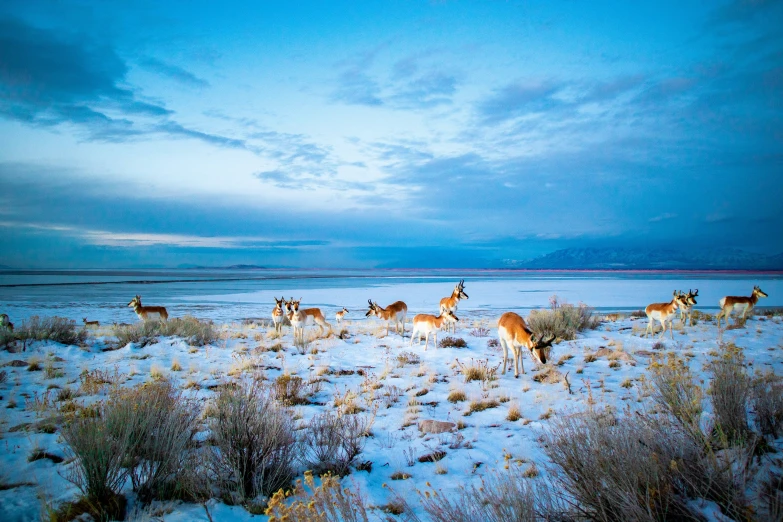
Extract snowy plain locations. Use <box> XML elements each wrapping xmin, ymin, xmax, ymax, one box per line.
<box><xmin>0</xmin><ymin>270</ymin><xmax>781</xmax><ymax>521</ymax></box>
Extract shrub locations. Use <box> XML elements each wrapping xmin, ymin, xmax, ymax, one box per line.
<box><xmin>411</xmin><ymin>466</ymin><xmax>561</xmax><ymax>522</ymax></box>
<box><xmin>456</xmin><ymin>358</ymin><xmax>498</xmax><ymax>388</ymax></box>
<box><xmin>60</xmin><ymin>402</ymin><xmax>134</xmax><ymax>519</ymax></box>
<box><xmin>264</xmin><ymin>471</ymin><xmax>370</xmax><ymax>522</ymax></box>
<box><xmin>303</xmin><ymin>412</ymin><xmax>373</xmax><ymax>477</ymax></box>
<box><xmin>543</xmin><ymin>408</ymin><xmax>704</xmax><ymax>521</ymax></box>
<box><xmin>0</xmin><ymin>328</ymin><xmax>15</xmax><ymax>349</ymax></box>
<box><xmin>109</xmin><ymin>380</ymin><xmax>200</xmax><ymax>503</ymax></box>
<box><xmin>114</xmin><ymin>316</ymin><xmax>217</xmax><ymax>348</ymax></box>
<box><xmin>752</xmin><ymin>370</ymin><xmax>783</xmax><ymax>438</ymax></box>
<box><xmin>526</xmin><ymin>297</ymin><xmax>600</xmax><ymax>341</ymax></box>
<box><xmin>16</xmin><ymin>316</ymin><xmax>87</xmax><ymax>346</ymax></box>
<box><xmin>707</xmin><ymin>343</ymin><xmax>752</xmax><ymax>445</ymax></box>
<box><xmin>209</xmin><ymin>380</ymin><xmax>298</xmax><ymax>504</ymax></box>
<box><xmin>438</xmin><ymin>336</ymin><xmax>467</xmax><ymax>348</ymax></box>
<box><xmin>649</xmin><ymin>353</ymin><xmax>705</xmax><ymax>445</ymax></box>
<box><xmin>469</xmin><ymin>326</ymin><xmax>490</xmax><ymax>337</ymax></box>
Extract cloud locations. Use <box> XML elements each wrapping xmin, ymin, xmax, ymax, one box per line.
<box><xmin>137</xmin><ymin>57</ymin><xmax>209</xmax><ymax>87</ymax></box>
<box><xmin>331</xmin><ymin>48</ymin><xmax>459</xmax><ymax>109</ymax></box>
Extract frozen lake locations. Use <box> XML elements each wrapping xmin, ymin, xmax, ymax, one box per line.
<box><xmin>0</xmin><ymin>268</ymin><xmax>781</xmax><ymax>325</ymax></box>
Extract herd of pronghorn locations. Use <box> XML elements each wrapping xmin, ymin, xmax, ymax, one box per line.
<box><xmin>0</xmin><ymin>284</ymin><xmax>771</xmax><ymax>377</ymax></box>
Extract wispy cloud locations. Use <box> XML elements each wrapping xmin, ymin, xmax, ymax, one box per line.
<box><xmin>137</xmin><ymin>57</ymin><xmax>209</xmax><ymax>88</ymax></box>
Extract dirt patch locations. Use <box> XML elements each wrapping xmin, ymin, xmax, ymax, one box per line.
<box><xmin>533</xmin><ymin>366</ymin><xmax>565</xmax><ymax>384</ymax></box>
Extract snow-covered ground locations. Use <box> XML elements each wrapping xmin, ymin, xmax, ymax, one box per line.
<box><xmin>1</xmin><ymin>277</ymin><xmax>782</xmax><ymax>521</ymax></box>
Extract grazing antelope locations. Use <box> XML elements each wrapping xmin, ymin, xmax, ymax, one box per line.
<box><xmin>497</xmin><ymin>312</ymin><xmax>554</xmax><ymax>377</ymax></box>
<box><xmin>366</xmin><ymin>300</ymin><xmax>408</xmax><ymax>337</ymax></box>
<box><xmin>439</xmin><ymin>280</ymin><xmax>468</xmax><ymax>333</ymax></box>
<box><xmin>335</xmin><ymin>307</ymin><xmax>349</xmax><ymax>325</ymax></box>
<box><xmin>644</xmin><ymin>291</ymin><xmax>685</xmax><ymax>339</ymax></box>
<box><xmin>287</xmin><ymin>298</ymin><xmax>331</xmax><ymax>340</ymax></box>
<box><xmin>716</xmin><ymin>285</ymin><xmax>769</xmax><ymax>329</ymax></box>
<box><xmin>82</xmin><ymin>318</ymin><xmax>100</xmax><ymax>328</ymax></box>
<box><xmin>127</xmin><ymin>295</ymin><xmax>169</xmax><ymax>322</ymax></box>
<box><xmin>1</xmin><ymin>313</ymin><xmax>13</xmax><ymax>332</ymax></box>
<box><xmin>271</xmin><ymin>296</ymin><xmax>286</xmax><ymax>334</ymax></box>
<box><xmin>410</xmin><ymin>310</ymin><xmax>459</xmax><ymax>350</ymax></box>
<box><xmin>678</xmin><ymin>289</ymin><xmax>698</xmax><ymax>327</ymax></box>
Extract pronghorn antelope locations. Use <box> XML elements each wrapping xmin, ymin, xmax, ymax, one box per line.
<box><xmin>410</xmin><ymin>310</ymin><xmax>459</xmax><ymax>350</ymax></box>
<box><xmin>677</xmin><ymin>289</ymin><xmax>698</xmax><ymax>327</ymax></box>
<box><xmin>439</xmin><ymin>280</ymin><xmax>468</xmax><ymax>333</ymax></box>
<box><xmin>716</xmin><ymin>285</ymin><xmax>768</xmax><ymax>329</ymax></box>
<box><xmin>287</xmin><ymin>298</ymin><xmax>331</xmax><ymax>340</ymax></box>
<box><xmin>1</xmin><ymin>313</ymin><xmax>13</xmax><ymax>332</ymax></box>
<box><xmin>127</xmin><ymin>295</ymin><xmax>169</xmax><ymax>322</ymax></box>
<box><xmin>82</xmin><ymin>318</ymin><xmax>100</xmax><ymax>328</ymax></box>
<box><xmin>366</xmin><ymin>300</ymin><xmax>408</xmax><ymax>337</ymax></box>
<box><xmin>271</xmin><ymin>296</ymin><xmax>287</xmax><ymax>334</ymax></box>
<box><xmin>497</xmin><ymin>312</ymin><xmax>554</xmax><ymax>377</ymax></box>
<box><xmin>335</xmin><ymin>307</ymin><xmax>349</xmax><ymax>325</ymax></box>
<box><xmin>644</xmin><ymin>291</ymin><xmax>685</xmax><ymax>339</ymax></box>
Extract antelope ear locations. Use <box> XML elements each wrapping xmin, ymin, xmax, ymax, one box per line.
<box><xmin>530</xmin><ymin>334</ymin><xmax>538</xmax><ymax>344</ymax></box>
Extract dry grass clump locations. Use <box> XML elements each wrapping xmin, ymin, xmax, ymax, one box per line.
<box><xmin>396</xmin><ymin>351</ymin><xmax>421</xmax><ymax>367</ymax></box>
<box><xmin>303</xmin><ymin>412</ymin><xmax>374</xmax><ymax>477</ymax></box>
<box><xmin>532</xmin><ymin>366</ymin><xmax>564</xmax><ymax>384</ymax></box>
<box><xmin>447</xmin><ymin>388</ymin><xmax>467</xmax><ymax>403</ymax></box>
<box><xmin>79</xmin><ymin>367</ymin><xmax>122</xmax><ymax>395</ymax></box>
<box><xmin>438</xmin><ymin>336</ymin><xmax>468</xmax><ymax>348</ymax></box>
<box><xmin>16</xmin><ymin>316</ymin><xmax>87</xmax><ymax>346</ymax></box>
<box><xmin>752</xmin><ymin>370</ymin><xmax>783</xmax><ymax>438</ymax></box>
<box><xmin>507</xmin><ymin>402</ymin><xmax>522</xmax><ymax>421</ymax></box>
<box><xmin>466</xmin><ymin>397</ymin><xmax>500</xmax><ymax>414</ymax></box>
<box><xmin>264</xmin><ymin>471</ymin><xmax>370</xmax><ymax>522</ymax></box>
<box><xmin>208</xmin><ymin>379</ymin><xmax>298</xmax><ymax>504</ymax></box>
<box><xmin>456</xmin><ymin>358</ymin><xmax>498</xmax><ymax>386</ymax></box>
<box><xmin>526</xmin><ymin>295</ymin><xmax>600</xmax><ymax>341</ymax></box>
<box><xmin>470</xmin><ymin>326</ymin><xmax>490</xmax><ymax>337</ymax></box>
<box><xmin>273</xmin><ymin>373</ymin><xmax>312</xmax><ymax>406</ymax></box>
<box><xmin>707</xmin><ymin>343</ymin><xmax>752</xmax><ymax>444</ymax></box>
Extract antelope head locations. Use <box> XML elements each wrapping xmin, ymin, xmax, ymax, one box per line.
<box><xmin>754</xmin><ymin>285</ymin><xmax>769</xmax><ymax>298</ymax></box>
<box><xmin>529</xmin><ymin>334</ymin><xmax>555</xmax><ymax>365</ymax></box>
<box><xmin>127</xmin><ymin>295</ymin><xmax>141</xmax><ymax>308</ymax></box>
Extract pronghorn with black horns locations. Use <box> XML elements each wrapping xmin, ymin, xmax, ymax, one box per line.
<box><xmin>716</xmin><ymin>285</ymin><xmax>768</xmax><ymax>329</ymax></box>
<box><xmin>497</xmin><ymin>312</ymin><xmax>554</xmax><ymax>377</ymax></box>
<box><xmin>439</xmin><ymin>279</ymin><xmax>468</xmax><ymax>333</ymax></box>
<box><xmin>127</xmin><ymin>295</ymin><xmax>168</xmax><ymax>322</ymax></box>
<box><xmin>644</xmin><ymin>291</ymin><xmax>686</xmax><ymax>339</ymax></box>
<box><xmin>678</xmin><ymin>289</ymin><xmax>698</xmax><ymax>327</ymax></box>
<box><xmin>366</xmin><ymin>299</ymin><xmax>408</xmax><ymax>337</ymax></box>
<box><xmin>410</xmin><ymin>309</ymin><xmax>459</xmax><ymax>350</ymax></box>
<box><xmin>271</xmin><ymin>296</ymin><xmax>287</xmax><ymax>334</ymax></box>
<box><xmin>286</xmin><ymin>298</ymin><xmax>331</xmax><ymax>340</ymax></box>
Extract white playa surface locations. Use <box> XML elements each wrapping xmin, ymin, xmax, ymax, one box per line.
<box><xmin>0</xmin><ymin>276</ymin><xmax>781</xmax><ymax>521</ymax></box>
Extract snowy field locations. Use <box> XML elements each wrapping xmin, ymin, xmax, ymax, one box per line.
<box><xmin>1</xmin><ymin>273</ymin><xmax>782</xmax><ymax>521</ymax></box>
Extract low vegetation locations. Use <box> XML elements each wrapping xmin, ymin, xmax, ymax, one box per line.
<box><xmin>527</xmin><ymin>295</ymin><xmax>600</xmax><ymax>341</ymax></box>
<box><xmin>113</xmin><ymin>316</ymin><xmax>217</xmax><ymax>348</ymax></box>
<box><xmin>14</xmin><ymin>316</ymin><xmax>87</xmax><ymax>347</ymax></box>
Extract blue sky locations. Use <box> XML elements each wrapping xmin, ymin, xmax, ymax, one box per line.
<box><xmin>0</xmin><ymin>0</ymin><xmax>781</xmax><ymax>268</ymax></box>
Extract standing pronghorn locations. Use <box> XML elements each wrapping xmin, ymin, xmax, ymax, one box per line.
<box><xmin>497</xmin><ymin>312</ymin><xmax>554</xmax><ymax>377</ymax></box>
<box><xmin>410</xmin><ymin>310</ymin><xmax>459</xmax><ymax>350</ymax></box>
<box><xmin>439</xmin><ymin>280</ymin><xmax>468</xmax><ymax>333</ymax></box>
<box><xmin>127</xmin><ymin>295</ymin><xmax>168</xmax><ymax>322</ymax></box>
<box><xmin>271</xmin><ymin>296</ymin><xmax>286</xmax><ymax>334</ymax></box>
<box><xmin>286</xmin><ymin>298</ymin><xmax>331</xmax><ymax>340</ymax></box>
<box><xmin>678</xmin><ymin>289</ymin><xmax>698</xmax><ymax>327</ymax></box>
<box><xmin>335</xmin><ymin>307</ymin><xmax>349</xmax><ymax>325</ymax></box>
<box><xmin>366</xmin><ymin>300</ymin><xmax>408</xmax><ymax>337</ymax></box>
<box><xmin>716</xmin><ymin>285</ymin><xmax>768</xmax><ymax>329</ymax></box>
<box><xmin>644</xmin><ymin>291</ymin><xmax>685</xmax><ymax>339</ymax></box>
<box><xmin>82</xmin><ymin>318</ymin><xmax>100</xmax><ymax>328</ymax></box>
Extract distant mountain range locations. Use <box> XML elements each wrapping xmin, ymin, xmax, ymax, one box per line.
<box><xmin>178</xmin><ymin>264</ymin><xmax>268</xmax><ymax>270</ymax></box>
<box><xmin>514</xmin><ymin>248</ymin><xmax>783</xmax><ymax>270</ymax></box>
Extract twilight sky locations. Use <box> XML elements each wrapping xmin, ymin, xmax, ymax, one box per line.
<box><xmin>0</xmin><ymin>0</ymin><xmax>781</xmax><ymax>268</ymax></box>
